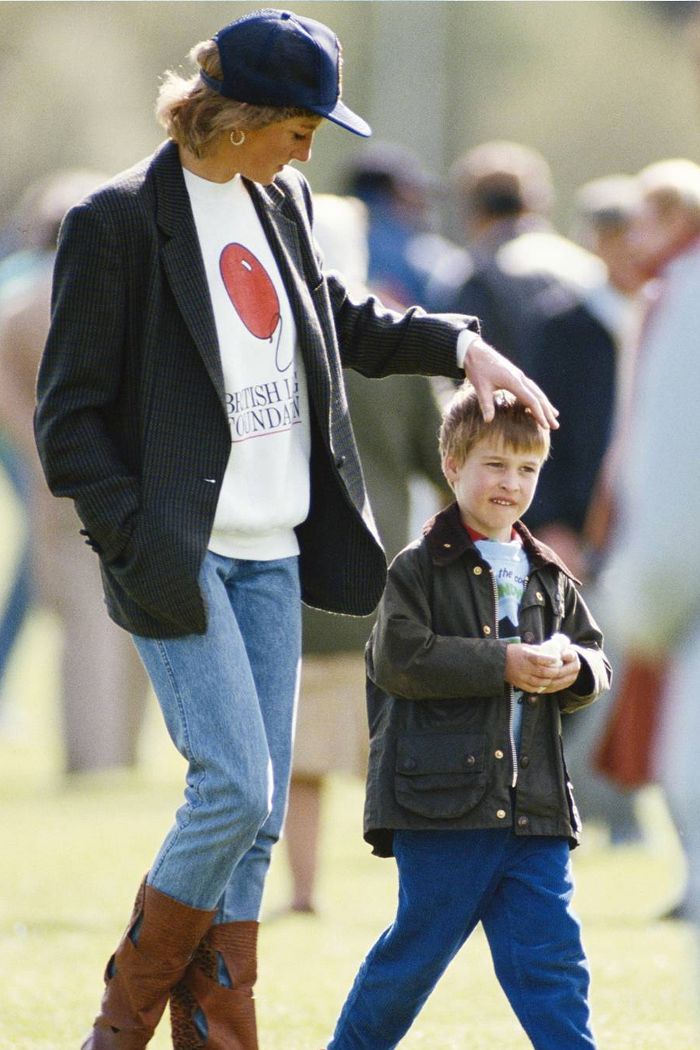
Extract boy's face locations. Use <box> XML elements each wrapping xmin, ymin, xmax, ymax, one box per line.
<box><xmin>443</xmin><ymin>437</ymin><xmax>544</xmax><ymax>541</ymax></box>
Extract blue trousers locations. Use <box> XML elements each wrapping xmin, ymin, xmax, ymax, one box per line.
<box><xmin>328</xmin><ymin>829</ymin><xmax>596</xmax><ymax>1050</ymax></box>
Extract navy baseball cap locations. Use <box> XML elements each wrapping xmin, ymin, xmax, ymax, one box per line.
<box><xmin>200</xmin><ymin>8</ymin><xmax>371</xmax><ymax>137</ymax></box>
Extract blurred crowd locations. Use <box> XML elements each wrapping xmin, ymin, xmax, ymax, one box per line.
<box><xmin>2</xmin><ymin>137</ymin><xmax>700</xmax><ymax>975</ymax></box>
<box><xmin>0</xmin><ymin>170</ymin><xmax>150</xmax><ymax>771</ymax></box>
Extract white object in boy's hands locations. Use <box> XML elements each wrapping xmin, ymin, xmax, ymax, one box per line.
<box><xmin>538</xmin><ymin>633</ymin><xmax>570</xmax><ymax>667</ymax></box>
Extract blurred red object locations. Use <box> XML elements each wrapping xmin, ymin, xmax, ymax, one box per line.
<box><xmin>594</xmin><ymin>656</ymin><xmax>667</xmax><ymax>789</ymax></box>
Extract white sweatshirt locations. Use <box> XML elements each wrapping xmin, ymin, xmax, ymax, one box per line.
<box><xmin>183</xmin><ymin>170</ymin><xmax>311</xmax><ymax>560</ymax></box>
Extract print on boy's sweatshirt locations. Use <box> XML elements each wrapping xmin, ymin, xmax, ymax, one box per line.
<box><xmin>475</xmin><ymin>538</ymin><xmax>529</xmax><ymax>746</ymax></box>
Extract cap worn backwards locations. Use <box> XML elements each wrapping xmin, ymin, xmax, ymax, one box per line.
<box><xmin>200</xmin><ymin>8</ymin><xmax>371</xmax><ymax>137</ymax></box>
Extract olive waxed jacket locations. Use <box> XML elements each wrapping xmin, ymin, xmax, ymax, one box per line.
<box><xmin>363</xmin><ymin>502</ymin><xmax>611</xmax><ymax>857</ymax></box>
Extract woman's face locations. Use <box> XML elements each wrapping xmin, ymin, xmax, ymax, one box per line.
<box><xmin>231</xmin><ymin>115</ymin><xmax>323</xmax><ymax>183</ymax></box>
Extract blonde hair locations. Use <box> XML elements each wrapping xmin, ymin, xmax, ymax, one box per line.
<box><xmin>156</xmin><ymin>39</ymin><xmax>315</xmax><ymax>158</ymax></box>
<box><xmin>439</xmin><ymin>383</ymin><xmax>550</xmax><ymax>468</ymax></box>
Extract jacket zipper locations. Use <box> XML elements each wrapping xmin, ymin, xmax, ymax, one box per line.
<box><xmin>488</xmin><ymin>565</ymin><xmax>518</xmax><ymax>788</ymax></box>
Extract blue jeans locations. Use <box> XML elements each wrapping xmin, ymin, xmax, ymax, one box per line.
<box><xmin>328</xmin><ymin>829</ymin><xmax>595</xmax><ymax>1050</ymax></box>
<box><xmin>133</xmin><ymin>551</ymin><xmax>301</xmax><ymax>923</ymax></box>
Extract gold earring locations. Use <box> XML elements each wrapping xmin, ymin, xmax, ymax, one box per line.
<box><xmin>230</xmin><ymin>129</ymin><xmax>246</xmax><ymax>146</ymax></box>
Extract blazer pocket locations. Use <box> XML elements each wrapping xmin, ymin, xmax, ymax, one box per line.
<box><xmin>106</xmin><ymin>510</ymin><xmax>200</xmax><ymax>625</ymax></box>
<box><xmin>106</xmin><ymin>512</ymin><xmax>142</xmax><ymax>572</ymax></box>
<box><xmin>394</xmin><ymin>732</ymin><xmax>488</xmax><ymax>820</ymax></box>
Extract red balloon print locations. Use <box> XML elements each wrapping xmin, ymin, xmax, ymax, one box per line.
<box><xmin>220</xmin><ymin>244</ymin><xmax>280</xmax><ymax>340</ymax></box>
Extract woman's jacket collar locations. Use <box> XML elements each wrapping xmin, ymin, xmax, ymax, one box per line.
<box><xmin>152</xmin><ymin>139</ymin><xmax>291</xmax><ymax>236</ymax></box>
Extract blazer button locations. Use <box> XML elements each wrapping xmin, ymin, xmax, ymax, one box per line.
<box><xmin>335</xmin><ymin>454</ymin><xmax>346</xmax><ymax>469</ymax></box>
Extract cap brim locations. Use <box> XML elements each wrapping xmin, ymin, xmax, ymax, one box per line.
<box><xmin>318</xmin><ymin>99</ymin><xmax>372</xmax><ymax>137</ymax></box>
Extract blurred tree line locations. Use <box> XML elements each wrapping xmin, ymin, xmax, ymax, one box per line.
<box><xmin>1</xmin><ymin>1</ymin><xmax>700</xmax><ymax>238</ymax></box>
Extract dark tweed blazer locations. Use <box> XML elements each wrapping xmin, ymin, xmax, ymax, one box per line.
<box><xmin>35</xmin><ymin>140</ymin><xmax>474</xmax><ymax>638</ymax></box>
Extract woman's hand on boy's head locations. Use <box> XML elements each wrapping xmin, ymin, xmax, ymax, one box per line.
<box><xmin>463</xmin><ymin>337</ymin><xmax>559</xmax><ymax>430</ymax></box>
<box><xmin>505</xmin><ymin>642</ymin><xmax>580</xmax><ymax>694</ymax></box>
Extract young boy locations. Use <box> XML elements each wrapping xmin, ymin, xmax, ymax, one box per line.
<box><xmin>326</xmin><ymin>384</ymin><xmax>611</xmax><ymax>1050</ymax></box>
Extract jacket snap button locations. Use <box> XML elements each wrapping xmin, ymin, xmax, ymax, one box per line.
<box><xmin>483</xmin><ymin>625</ymin><xmax>492</xmax><ymax>635</ymax></box>
<box><xmin>402</xmin><ymin>757</ymin><xmax>417</xmax><ymax>771</ymax></box>
<box><xmin>522</xmin><ymin>631</ymin><xmax>535</xmax><ymax>643</ymax></box>
<box><xmin>465</xmin><ymin>754</ymin><xmax>476</xmax><ymax>766</ymax></box>
<box><xmin>496</xmin><ymin>809</ymin><xmax>507</xmax><ymax>820</ymax></box>
<box><xmin>494</xmin><ymin>749</ymin><xmax>504</xmax><ymax>759</ymax></box>
<box><xmin>536</xmin><ymin>591</ymin><xmax>544</xmax><ymax>602</ymax></box>
<box><xmin>520</xmin><ymin>755</ymin><xmax>530</xmax><ymax>768</ymax></box>
<box><xmin>335</xmin><ymin>454</ymin><xmax>346</xmax><ymax>468</ymax></box>
<box><xmin>517</xmin><ymin>815</ymin><xmax>529</xmax><ymax>828</ymax></box>
<box><xmin>473</xmin><ymin>566</ymin><xmax>482</xmax><ymax>575</ymax></box>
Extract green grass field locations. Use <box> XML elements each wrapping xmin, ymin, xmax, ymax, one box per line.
<box><xmin>1</xmin><ymin>479</ymin><xmax>699</xmax><ymax>1049</ymax></box>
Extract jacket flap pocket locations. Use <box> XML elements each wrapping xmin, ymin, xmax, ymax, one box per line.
<box><xmin>396</xmin><ymin>733</ymin><xmax>485</xmax><ymax>776</ymax></box>
<box><xmin>394</xmin><ymin>732</ymin><xmax>488</xmax><ymax>819</ymax></box>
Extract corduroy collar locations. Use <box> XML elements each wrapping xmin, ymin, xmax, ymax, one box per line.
<box><xmin>423</xmin><ymin>501</ymin><xmax>578</xmax><ymax>581</ymax></box>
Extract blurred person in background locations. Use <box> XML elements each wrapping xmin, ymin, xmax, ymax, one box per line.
<box><xmin>437</xmin><ymin>140</ymin><xmax>604</xmax><ymax>373</ymax></box>
<box><xmin>527</xmin><ymin>174</ymin><xmax>645</xmax><ymax>576</ymax></box>
<box><xmin>0</xmin><ymin>410</ymin><xmax>31</xmax><ymax>735</ymax></box>
<box><xmin>344</xmin><ymin>140</ymin><xmax>466</xmax><ymax>309</ymax></box>
<box><xmin>0</xmin><ymin>188</ymin><xmax>48</xmax><ymax>731</ymax></box>
<box><xmin>0</xmin><ymin>170</ymin><xmax>149</xmax><ymax>771</ymax></box>
<box><xmin>283</xmin><ymin>193</ymin><xmax>450</xmax><ymax>915</ymax></box>
<box><xmin>597</xmin><ymin>159</ymin><xmax>700</xmax><ymax>932</ymax></box>
<box><xmin>34</xmin><ymin>10</ymin><xmax>556</xmax><ymax>1050</ymax></box>
<box><xmin>524</xmin><ymin>176</ymin><xmax>648</xmax><ymax>847</ymax></box>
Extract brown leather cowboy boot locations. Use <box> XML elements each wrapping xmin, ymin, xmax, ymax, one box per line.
<box><xmin>169</xmin><ymin>921</ymin><xmax>259</xmax><ymax>1050</ymax></box>
<box><xmin>82</xmin><ymin>876</ymin><xmax>216</xmax><ymax>1049</ymax></box>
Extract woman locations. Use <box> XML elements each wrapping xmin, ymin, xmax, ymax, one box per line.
<box><xmin>35</xmin><ymin>10</ymin><xmax>556</xmax><ymax>1050</ymax></box>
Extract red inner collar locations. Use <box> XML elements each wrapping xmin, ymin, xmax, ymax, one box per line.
<box><xmin>464</xmin><ymin>523</ymin><xmax>517</xmax><ymax>542</ymax></box>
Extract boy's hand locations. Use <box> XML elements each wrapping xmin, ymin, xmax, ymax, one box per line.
<box><xmin>463</xmin><ymin>337</ymin><xmax>559</xmax><ymax>430</ymax></box>
<box><xmin>505</xmin><ymin>642</ymin><xmax>581</xmax><ymax>694</ymax></box>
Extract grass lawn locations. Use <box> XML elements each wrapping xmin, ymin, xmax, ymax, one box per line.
<box><xmin>1</xmin><ymin>480</ymin><xmax>699</xmax><ymax>1049</ymax></box>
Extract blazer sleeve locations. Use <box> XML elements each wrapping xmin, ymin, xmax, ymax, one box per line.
<box><xmin>280</xmin><ymin>167</ymin><xmax>477</xmax><ymax>381</ymax></box>
<box><xmin>327</xmin><ymin>272</ymin><xmax>475</xmax><ymax>381</ymax></box>
<box><xmin>34</xmin><ymin>201</ymin><xmax>141</xmax><ymax>563</ymax></box>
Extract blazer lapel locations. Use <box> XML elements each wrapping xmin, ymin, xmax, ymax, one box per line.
<box><xmin>246</xmin><ymin>179</ymin><xmax>331</xmax><ymax>414</ymax></box>
<box><xmin>153</xmin><ymin>142</ymin><xmax>227</xmax><ymax>411</ymax></box>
